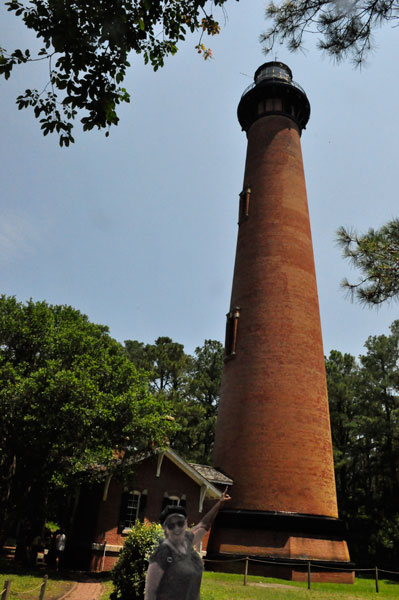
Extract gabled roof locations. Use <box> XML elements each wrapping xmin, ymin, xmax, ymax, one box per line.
<box><xmin>102</xmin><ymin>447</ymin><xmax>234</xmax><ymax>509</ymax></box>
<box><xmin>189</xmin><ymin>463</ymin><xmax>233</xmax><ymax>486</ymax></box>
<box><xmin>154</xmin><ymin>448</ymin><xmax>234</xmax><ymax>511</ymax></box>
<box><xmin>157</xmin><ymin>448</ymin><xmax>222</xmax><ymax>499</ymax></box>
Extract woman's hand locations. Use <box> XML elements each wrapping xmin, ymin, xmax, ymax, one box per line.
<box><xmin>219</xmin><ymin>486</ymin><xmax>232</xmax><ymax>504</ymax></box>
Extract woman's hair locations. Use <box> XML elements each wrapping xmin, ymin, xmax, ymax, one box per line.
<box><xmin>160</xmin><ymin>504</ymin><xmax>187</xmax><ymax>525</ymax></box>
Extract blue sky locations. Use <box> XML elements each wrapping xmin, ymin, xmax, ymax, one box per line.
<box><xmin>1</xmin><ymin>1</ymin><xmax>398</xmax><ymax>360</ymax></box>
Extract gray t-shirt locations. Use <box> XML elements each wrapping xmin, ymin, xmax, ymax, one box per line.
<box><xmin>149</xmin><ymin>531</ymin><xmax>203</xmax><ymax>600</ymax></box>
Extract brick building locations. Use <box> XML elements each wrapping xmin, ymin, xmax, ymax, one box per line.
<box><xmin>207</xmin><ymin>61</ymin><xmax>353</xmax><ymax>582</ymax></box>
<box><xmin>66</xmin><ymin>448</ymin><xmax>232</xmax><ymax>571</ymax></box>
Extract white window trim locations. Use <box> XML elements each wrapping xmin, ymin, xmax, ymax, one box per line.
<box><xmin>124</xmin><ymin>490</ymin><xmax>141</xmax><ymax>529</ymax></box>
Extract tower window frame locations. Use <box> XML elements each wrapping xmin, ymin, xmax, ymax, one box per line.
<box><xmin>224</xmin><ymin>307</ymin><xmax>240</xmax><ymax>360</ymax></box>
<box><xmin>238</xmin><ymin>186</ymin><xmax>251</xmax><ymax>224</ymax></box>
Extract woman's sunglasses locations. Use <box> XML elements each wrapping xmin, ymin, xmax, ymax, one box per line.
<box><xmin>166</xmin><ymin>519</ymin><xmax>186</xmax><ymax>530</ymax></box>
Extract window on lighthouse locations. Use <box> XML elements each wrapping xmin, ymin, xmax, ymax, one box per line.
<box><xmin>224</xmin><ymin>307</ymin><xmax>240</xmax><ymax>359</ymax></box>
<box><xmin>238</xmin><ymin>186</ymin><xmax>251</xmax><ymax>224</ymax></box>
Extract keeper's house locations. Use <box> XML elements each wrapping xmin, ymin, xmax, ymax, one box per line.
<box><xmin>66</xmin><ymin>448</ymin><xmax>232</xmax><ymax>571</ymax></box>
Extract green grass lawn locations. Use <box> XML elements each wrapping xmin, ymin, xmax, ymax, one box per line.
<box><xmin>0</xmin><ymin>568</ymin><xmax>74</xmax><ymax>600</ymax></box>
<box><xmin>99</xmin><ymin>577</ymin><xmax>114</xmax><ymax>600</ymax></box>
<box><xmin>2</xmin><ymin>566</ymin><xmax>399</xmax><ymax>599</ymax></box>
<box><xmin>99</xmin><ymin>571</ymin><xmax>399</xmax><ymax>600</ymax></box>
<box><xmin>200</xmin><ymin>572</ymin><xmax>399</xmax><ymax>600</ymax></box>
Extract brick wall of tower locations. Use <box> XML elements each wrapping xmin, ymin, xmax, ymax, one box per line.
<box><xmin>213</xmin><ymin>114</ymin><xmax>338</xmax><ymax>518</ymax></box>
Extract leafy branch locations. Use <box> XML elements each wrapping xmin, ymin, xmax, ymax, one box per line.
<box><xmin>261</xmin><ymin>0</ymin><xmax>397</xmax><ymax>66</ymax></box>
<box><xmin>1</xmin><ymin>0</ymin><xmax>229</xmax><ymax>146</ymax></box>
<box><xmin>337</xmin><ymin>219</ymin><xmax>399</xmax><ymax>305</ymax></box>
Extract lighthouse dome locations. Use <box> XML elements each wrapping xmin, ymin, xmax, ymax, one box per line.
<box><xmin>254</xmin><ymin>61</ymin><xmax>293</xmax><ymax>85</ymax></box>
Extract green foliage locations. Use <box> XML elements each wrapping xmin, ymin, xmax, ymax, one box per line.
<box><xmin>125</xmin><ymin>336</ymin><xmax>189</xmax><ymax>394</ymax></box>
<box><xmin>124</xmin><ymin>337</ymin><xmax>224</xmax><ymax>464</ymax></box>
<box><xmin>326</xmin><ymin>321</ymin><xmax>399</xmax><ymax>567</ymax></box>
<box><xmin>110</xmin><ymin>521</ymin><xmax>163</xmax><ymax>600</ymax></box>
<box><xmin>0</xmin><ymin>295</ymin><xmax>175</xmax><ymax>543</ymax></box>
<box><xmin>44</xmin><ymin>520</ymin><xmax>60</xmax><ymax>533</ymax></box>
<box><xmin>261</xmin><ymin>0</ymin><xmax>398</xmax><ymax>65</ymax></box>
<box><xmin>1</xmin><ymin>0</ymin><xmax>230</xmax><ymax>145</ymax></box>
<box><xmin>336</xmin><ymin>220</ymin><xmax>399</xmax><ymax>305</ymax></box>
<box><xmin>171</xmin><ymin>339</ymin><xmax>223</xmax><ymax>463</ymax></box>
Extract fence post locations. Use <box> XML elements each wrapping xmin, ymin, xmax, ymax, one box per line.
<box><xmin>243</xmin><ymin>557</ymin><xmax>249</xmax><ymax>586</ymax></box>
<box><xmin>101</xmin><ymin>541</ymin><xmax>107</xmax><ymax>572</ymax></box>
<box><xmin>2</xmin><ymin>580</ymin><xmax>11</xmax><ymax>600</ymax></box>
<box><xmin>375</xmin><ymin>566</ymin><xmax>379</xmax><ymax>593</ymax></box>
<box><xmin>307</xmin><ymin>561</ymin><xmax>311</xmax><ymax>590</ymax></box>
<box><xmin>39</xmin><ymin>575</ymin><xmax>48</xmax><ymax>600</ymax></box>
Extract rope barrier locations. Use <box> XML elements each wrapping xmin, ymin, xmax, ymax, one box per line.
<box><xmin>10</xmin><ymin>581</ymin><xmax>43</xmax><ymax>594</ymax></box>
<box><xmin>306</xmin><ymin>563</ymin><xmax>356</xmax><ymax>572</ymax></box>
<box><xmin>203</xmin><ymin>555</ymin><xmax>399</xmax><ymax>576</ymax></box>
<box><xmin>203</xmin><ymin>557</ymin><xmax>245</xmax><ymax>563</ymax></box>
<box><xmin>203</xmin><ymin>555</ymin><xmax>380</xmax><ymax>572</ymax></box>
<box><xmin>248</xmin><ymin>558</ymin><xmax>368</xmax><ymax>572</ymax></box>
<box><xmin>248</xmin><ymin>557</ymin><xmax>308</xmax><ymax>567</ymax></box>
<box><xmin>378</xmin><ymin>568</ymin><xmax>399</xmax><ymax>575</ymax></box>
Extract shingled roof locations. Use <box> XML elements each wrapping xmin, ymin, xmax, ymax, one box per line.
<box><xmin>189</xmin><ymin>463</ymin><xmax>233</xmax><ymax>486</ymax></box>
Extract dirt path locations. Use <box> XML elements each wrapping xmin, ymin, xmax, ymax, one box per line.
<box><xmin>58</xmin><ymin>579</ymin><xmax>103</xmax><ymax>600</ymax></box>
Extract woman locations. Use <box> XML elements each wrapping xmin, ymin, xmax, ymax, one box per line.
<box><xmin>144</xmin><ymin>489</ymin><xmax>231</xmax><ymax>600</ymax></box>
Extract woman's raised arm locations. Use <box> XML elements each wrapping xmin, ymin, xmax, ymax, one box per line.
<box><xmin>191</xmin><ymin>488</ymin><xmax>231</xmax><ymax>546</ymax></box>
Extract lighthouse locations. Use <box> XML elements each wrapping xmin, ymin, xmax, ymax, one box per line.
<box><xmin>207</xmin><ymin>62</ymin><xmax>353</xmax><ymax>582</ymax></box>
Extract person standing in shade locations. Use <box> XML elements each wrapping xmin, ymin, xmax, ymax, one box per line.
<box><xmin>145</xmin><ymin>489</ymin><xmax>231</xmax><ymax>600</ymax></box>
<box><xmin>55</xmin><ymin>529</ymin><xmax>66</xmax><ymax>571</ymax></box>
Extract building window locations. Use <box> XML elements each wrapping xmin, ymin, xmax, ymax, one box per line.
<box><xmin>125</xmin><ymin>491</ymin><xmax>141</xmax><ymax>527</ymax></box>
<box><xmin>257</xmin><ymin>98</ymin><xmax>287</xmax><ymax>117</ymax></box>
<box><xmin>224</xmin><ymin>307</ymin><xmax>240</xmax><ymax>360</ymax></box>
<box><xmin>238</xmin><ymin>186</ymin><xmax>251</xmax><ymax>224</ymax></box>
<box><xmin>162</xmin><ymin>493</ymin><xmax>187</xmax><ymax>511</ymax></box>
<box><xmin>265</xmin><ymin>97</ymin><xmax>282</xmax><ymax>112</ymax></box>
<box><xmin>118</xmin><ymin>489</ymin><xmax>148</xmax><ymax>533</ymax></box>
<box><xmin>167</xmin><ymin>496</ymin><xmax>180</xmax><ymax>506</ymax></box>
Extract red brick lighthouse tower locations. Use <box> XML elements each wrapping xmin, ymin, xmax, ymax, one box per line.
<box><xmin>207</xmin><ymin>62</ymin><xmax>352</xmax><ymax>582</ymax></box>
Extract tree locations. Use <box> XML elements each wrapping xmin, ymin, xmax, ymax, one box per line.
<box><xmin>124</xmin><ymin>337</ymin><xmax>224</xmax><ymax>464</ymax></box>
<box><xmin>355</xmin><ymin>325</ymin><xmax>399</xmax><ymax>566</ymax></box>
<box><xmin>326</xmin><ymin>322</ymin><xmax>399</xmax><ymax>567</ymax></box>
<box><xmin>325</xmin><ymin>350</ymin><xmax>360</xmax><ymax>519</ymax></box>
<box><xmin>0</xmin><ymin>295</ymin><xmax>175</xmax><ymax>545</ymax></box>
<box><xmin>110</xmin><ymin>520</ymin><xmax>163</xmax><ymax>600</ymax></box>
<box><xmin>336</xmin><ymin>220</ymin><xmax>399</xmax><ymax>305</ymax></box>
<box><xmin>183</xmin><ymin>339</ymin><xmax>223</xmax><ymax>463</ymax></box>
<box><xmin>125</xmin><ymin>336</ymin><xmax>190</xmax><ymax>394</ymax></box>
<box><xmin>261</xmin><ymin>0</ymin><xmax>396</xmax><ymax>65</ymax></box>
<box><xmin>0</xmin><ymin>0</ymin><xmax>228</xmax><ymax>145</ymax></box>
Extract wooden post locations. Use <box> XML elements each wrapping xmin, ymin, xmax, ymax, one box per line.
<box><xmin>101</xmin><ymin>541</ymin><xmax>107</xmax><ymax>572</ymax></box>
<box><xmin>375</xmin><ymin>566</ymin><xmax>379</xmax><ymax>593</ymax></box>
<box><xmin>307</xmin><ymin>561</ymin><xmax>311</xmax><ymax>590</ymax></box>
<box><xmin>39</xmin><ymin>575</ymin><xmax>48</xmax><ymax>600</ymax></box>
<box><xmin>2</xmin><ymin>580</ymin><xmax>11</xmax><ymax>600</ymax></box>
<box><xmin>243</xmin><ymin>557</ymin><xmax>249</xmax><ymax>586</ymax></box>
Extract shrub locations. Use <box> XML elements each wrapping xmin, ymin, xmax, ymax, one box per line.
<box><xmin>110</xmin><ymin>521</ymin><xmax>164</xmax><ymax>600</ymax></box>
